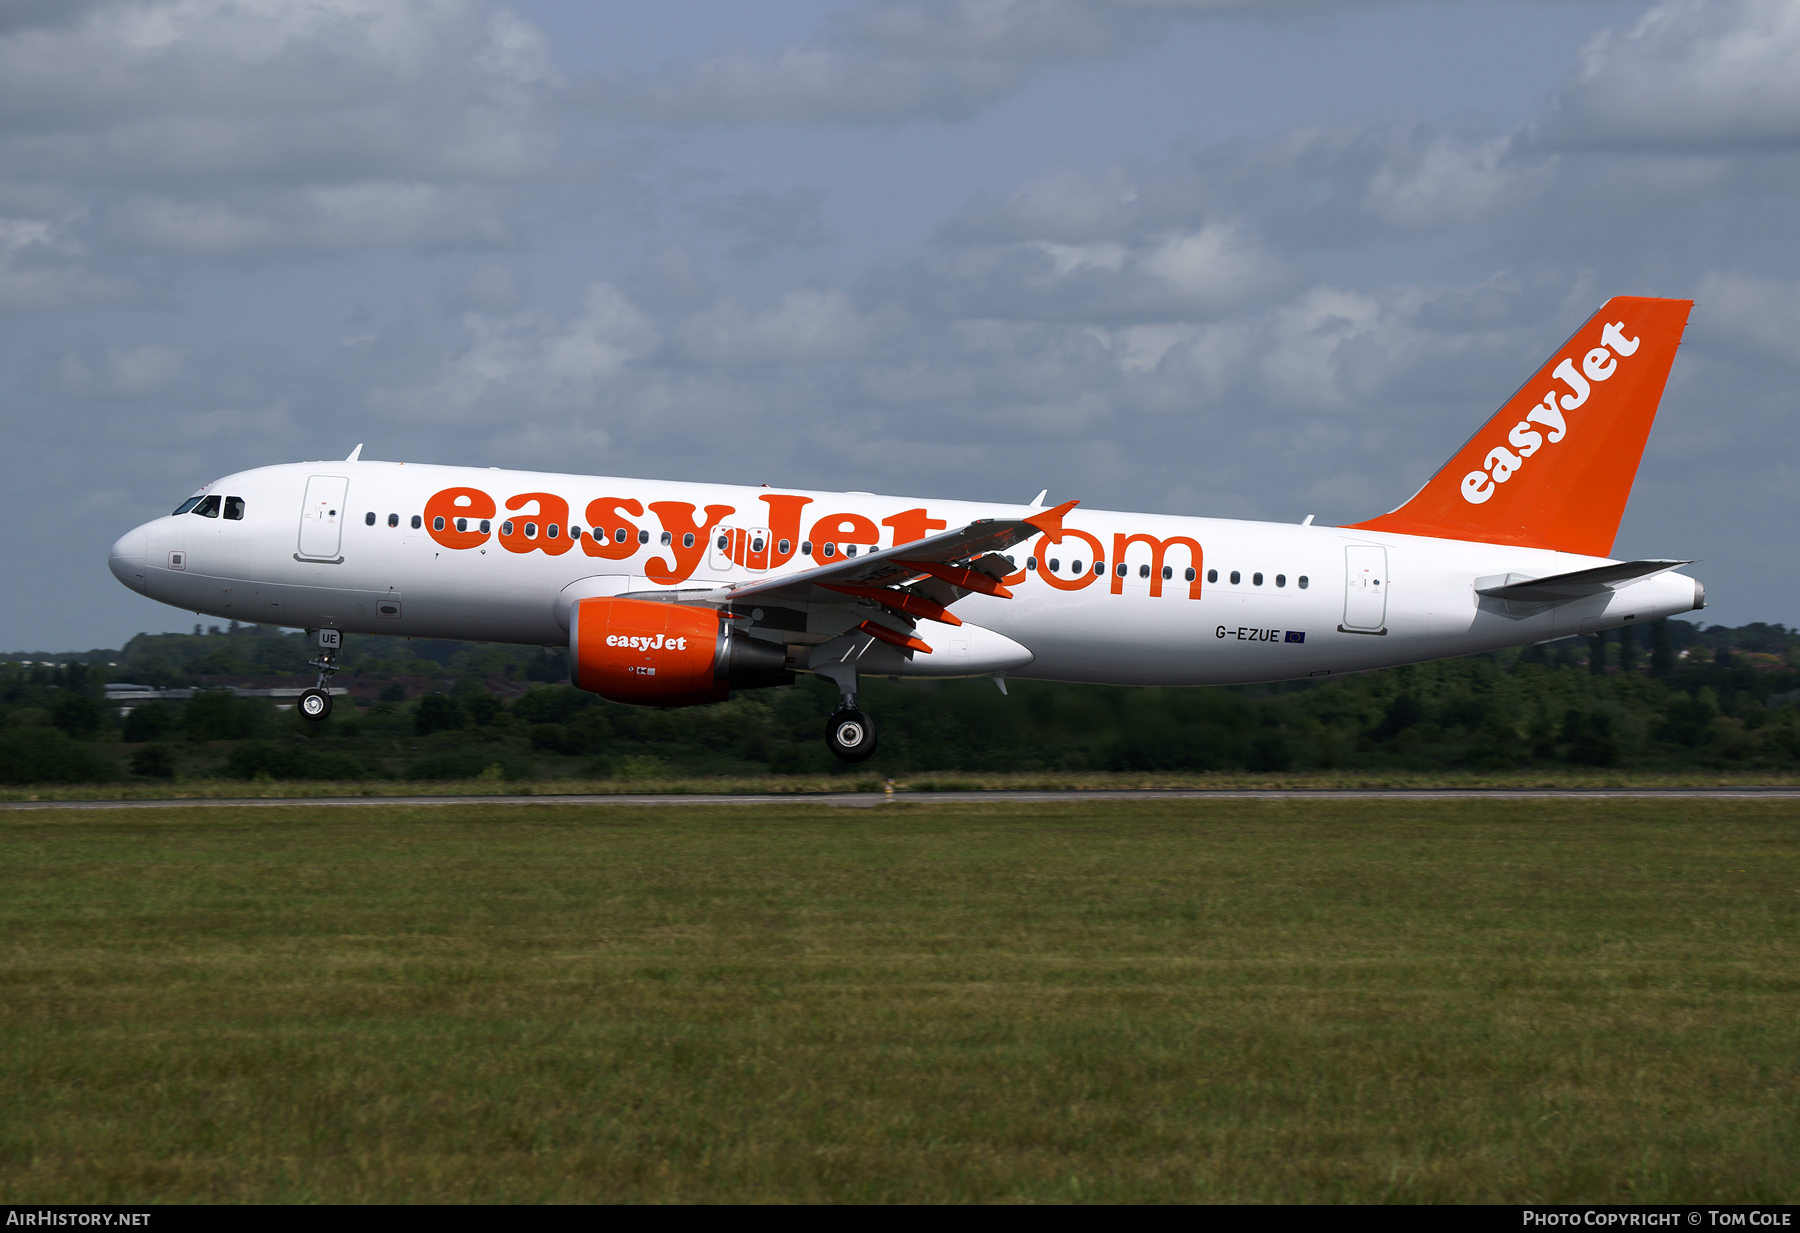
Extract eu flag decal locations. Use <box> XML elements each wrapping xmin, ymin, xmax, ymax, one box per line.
<box><xmin>1285</xmin><ymin>631</ymin><xmax>1306</xmax><ymax>643</ymax></box>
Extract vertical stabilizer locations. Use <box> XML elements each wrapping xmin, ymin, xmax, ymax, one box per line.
<box><xmin>1347</xmin><ymin>296</ymin><xmax>1692</xmax><ymax>557</ymax></box>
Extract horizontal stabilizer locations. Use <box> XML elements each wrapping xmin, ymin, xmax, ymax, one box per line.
<box><xmin>1474</xmin><ymin>559</ymin><xmax>1689</xmax><ymax>604</ymax></box>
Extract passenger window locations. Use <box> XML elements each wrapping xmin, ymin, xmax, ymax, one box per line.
<box><xmin>1161</xmin><ymin>565</ymin><xmax>1172</xmax><ymax>580</ymax></box>
<box><xmin>779</xmin><ymin>539</ymin><xmax>791</xmax><ymax>555</ymax></box>
<box><xmin>433</xmin><ymin>516</ymin><xmax>445</xmax><ymax>531</ymax></box>
<box><xmin>639</xmin><ymin>530</ymin><xmax>650</xmax><ymax>544</ymax></box>
<box><xmin>1253</xmin><ymin>572</ymin><xmax>1263</xmax><ymax>586</ymax></box>
<box><xmin>1027</xmin><ymin>557</ymin><xmax>1037</xmax><ymax>570</ymax></box>
<box><xmin>365</xmin><ymin>511</ymin><xmax>376</xmax><ymax>526</ymax></box>
<box><xmin>548</xmin><ymin>524</ymin><xmax>560</xmax><ymax>539</ymax></box>
<box><xmin>1115</xmin><ymin>563</ymin><xmax>1127</xmax><ymax>577</ymax></box>
<box><xmin>1276</xmin><ymin>574</ymin><xmax>1286</xmax><ymax>587</ymax></box>
<box><xmin>224</xmin><ymin>497</ymin><xmax>245</xmax><ymax>521</ymax></box>
<box><xmin>683</xmin><ymin>532</ymin><xmax>695</xmax><ymax>548</ymax></box>
<box><xmin>479</xmin><ymin>520</ymin><xmax>490</xmax><ymax>534</ymax></box>
<box><xmin>1207</xmin><ymin>569</ymin><xmax>1217</xmax><ymax>583</ymax></box>
<box><xmin>1048</xmin><ymin>558</ymin><xmax>1060</xmax><ymax>572</ymax></box>
<box><xmin>1185</xmin><ymin>568</ymin><xmax>1196</xmax><ymax>582</ymax></box>
<box><xmin>751</xmin><ymin>535</ymin><xmax>764</xmax><ymax>553</ymax></box>
<box><xmin>411</xmin><ymin>515</ymin><xmax>422</xmax><ymax>529</ymax></box>
<box><xmin>846</xmin><ymin>544</ymin><xmax>857</xmax><ymax>557</ymax></box>
<box><xmin>822</xmin><ymin>542</ymin><xmax>836</xmax><ymax>558</ymax></box>
<box><xmin>801</xmin><ymin>541</ymin><xmax>812</xmax><ymax>556</ymax></box>
<box><xmin>1072</xmin><ymin>559</ymin><xmax>1084</xmax><ymax>573</ymax></box>
<box><xmin>525</xmin><ymin>522</ymin><xmax>538</xmax><ymax>539</ymax></box>
<box><xmin>502</xmin><ymin>520</ymin><xmax>514</xmax><ymax>536</ymax></box>
<box><xmin>193</xmin><ymin>495</ymin><xmax>221</xmax><ymax>518</ymax></box>
<box><xmin>717</xmin><ymin>533</ymin><xmax>729</xmax><ymax>550</ymax></box>
<box><xmin>1140</xmin><ymin>564</ymin><xmax>1151</xmax><ymax>579</ymax></box>
<box><xmin>660</xmin><ymin>531</ymin><xmax>672</xmax><ymax>545</ymax></box>
<box><xmin>387</xmin><ymin>513</ymin><xmax>398</xmax><ymax>528</ymax></box>
<box><xmin>1229</xmin><ymin>571</ymin><xmax>1240</xmax><ymax>584</ymax></box>
<box><xmin>1298</xmin><ymin>575</ymin><xmax>1309</xmax><ymax>589</ymax></box>
<box><xmin>455</xmin><ymin>518</ymin><xmax>468</xmax><ymax>532</ymax></box>
<box><xmin>616</xmin><ymin>528</ymin><xmax>629</xmax><ymax>544</ymax></box>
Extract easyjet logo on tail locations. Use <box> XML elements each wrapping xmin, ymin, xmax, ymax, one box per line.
<box><xmin>1347</xmin><ymin>295</ymin><xmax>1692</xmax><ymax>558</ymax></box>
<box><xmin>1461</xmin><ymin>321</ymin><xmax>1639</xmax><ymax>505</ymax></box>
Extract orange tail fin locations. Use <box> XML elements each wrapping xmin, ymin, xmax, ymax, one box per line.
<box><xmin>1347</xmin><ymin>296</ymin><xmax>1692</xmax><ymax>557</ymax></box>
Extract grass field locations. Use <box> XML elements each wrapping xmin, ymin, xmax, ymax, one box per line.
<box><xmin>5</xmin><ymin>766</ymin><xmax>1800</xmax><ymax>802</ymax></box>
<box><xmin>2</xmin><ymin>799</ymin><xmax>1796</xmax><ymax>1203</ymax></box>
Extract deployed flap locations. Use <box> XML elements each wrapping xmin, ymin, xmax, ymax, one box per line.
<box><xmin>1475</xmin><ymin>559</ymin><xmax>1690</xmax><ymax>604</ymax></box>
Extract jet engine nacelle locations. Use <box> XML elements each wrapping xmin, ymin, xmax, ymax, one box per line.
<box><xmin>569</xmin><ymin>597</ymin><xmax>791</xmax><ymax>707</ymax></box>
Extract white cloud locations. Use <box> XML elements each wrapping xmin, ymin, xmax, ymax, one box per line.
<box><xmin>363</xmin><ymin>282</ymin><xmax>659</xmax><ymax>424</ymax></box>
<box><xmin>1547</xmin><ymin>0</ymin><xmax>1800</xmax><ymax>149</ymax></box>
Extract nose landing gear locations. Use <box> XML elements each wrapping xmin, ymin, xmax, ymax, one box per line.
<box><xmin>300</xmin><ymin>628</ymin><xmax>342</xmax><ymax>722</ymax></box>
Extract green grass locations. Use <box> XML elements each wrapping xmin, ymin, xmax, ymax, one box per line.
<box><xmin>2</xmin><ymin>800</ymin><xmax>1796</xmax><ymax>1202</ymax></box>
<box><xmin>6</xmin><ymin>766</ymin><xmax>1800</xmax><ymax>801</ymax></box>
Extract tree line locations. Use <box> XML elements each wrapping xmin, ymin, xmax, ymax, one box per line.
<box><xmin>2</xmin><ymin>618</ymin><xmax>1798</xmax><ymax>784</ymax></box>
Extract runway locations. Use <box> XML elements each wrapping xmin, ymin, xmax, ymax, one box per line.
<box><xmin>4</xmin><ymin>787</ymin><xmax>1800</xmax><ymax>811</ymax></box>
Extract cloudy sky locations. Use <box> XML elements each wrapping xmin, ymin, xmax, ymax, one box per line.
<box><xmin>6</xmin><ymin>0</ymin><xmax>1799</xmax><ymax>651</ymax></box>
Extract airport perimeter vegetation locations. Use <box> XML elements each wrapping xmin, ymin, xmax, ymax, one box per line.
<box><xmin>3</xmin><ymin>794</ymin><xmax>1795</xmax><ymax>1203</ymax></box>
<box><xmin>6</xmin><ymin>617</ymin><xmax>1800</xmax><ymax>793</ymax></box>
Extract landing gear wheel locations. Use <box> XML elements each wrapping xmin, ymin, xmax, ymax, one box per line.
<box><xmin>298</xmin><ymin>688</ymin><xmax>333</xmax><ymax>722</ymax></box>
<box><xmin>826</xmin><ymin>708</ymin><xmax>877</xmax><ymax>763</ymax></box>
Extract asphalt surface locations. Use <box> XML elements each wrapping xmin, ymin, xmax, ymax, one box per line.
<box><xmin>4</xmin><ymin>788</ymin><xmax>1799</xmax><ymax>811</ymax></box>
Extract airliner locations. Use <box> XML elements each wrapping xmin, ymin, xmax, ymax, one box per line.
<box><xmin>108</xmin><ymin>296</ymin><xmax>1703</xmax><ymax>761</ymax></box>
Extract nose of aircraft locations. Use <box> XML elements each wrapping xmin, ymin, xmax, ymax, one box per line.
<box><xmin>109</xmin><ymin>525</ymin><xmax>150</xmax><ymax>595</ymax></box>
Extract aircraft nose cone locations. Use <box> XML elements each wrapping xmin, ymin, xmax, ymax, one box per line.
<box><xmin>109</xmin><ymin>526</ymin><xmax>149</xmax><ymax>595</ymax></box>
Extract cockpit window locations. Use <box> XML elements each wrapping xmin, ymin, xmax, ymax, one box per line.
<box><xmin>192</xmin><ymin>495</ymin><xmax>222</xmax><ymax>518</ymax></box>
<box><xmin>223</xmin><ymin>496</ymin><xmax>245</xmax><ymax>521</ymax></box>
<box><xmin>173</xmin><ymin>496</ymin><xmax>205</xmax><ymax>516</ymax></box>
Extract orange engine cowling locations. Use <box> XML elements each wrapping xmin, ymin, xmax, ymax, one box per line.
<box><xmin>569</xmin><ymin>597</ymin><xmax>792</xmax><ymax>707</ymax></box>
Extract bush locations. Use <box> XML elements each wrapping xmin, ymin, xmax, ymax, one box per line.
<box><xmin>415</xmin><ymin>693</ymin><xmax>466</xmax><ymax>736</ymax></box>
<box><xmin>0</xmin><ymin>727</ymin><xmax>117</xmax><ymax>784</ymax></box>
<box><xmin>224</xmin><ymin>741</ymin><xmax>380</xmax><ymax>781</ymax></box>
<box><xmin>184</xmin><ymin>690</ymin><xmax>271</xmax><ymax>741</ymax></box>
<box><xmin>121</xmin><ymin>702</ymin><xmax>179</xmax><ymax>742</ymax></box>
<box><xmin>406</xmin><ymin>749</ymin><xmax>532</xmax><ymax>781</ymax></box>
<box><xmin>51</xmin><ymin>694</ymin><xmax>103</xmax><ymax>738</ymax></box>
<box><xmin>131</xmin><ymin>745</ymin><xmax>178</xmax><ymax>778</ymax></box>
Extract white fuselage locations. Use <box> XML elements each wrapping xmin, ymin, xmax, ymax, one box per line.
<box><xmin>107</xmin><ymin>460</ymin><xmax>1703</xmax><ymax>686</ymax></box>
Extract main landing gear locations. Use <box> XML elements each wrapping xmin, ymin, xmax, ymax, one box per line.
<box><xmin>812</xmin><ymin>652</ymin><xmax>878</xmax><ymax>762</ymax></box>
<box><xmin>826</xmin><ymin>707</ymin><xmax>877</xmax><ymax>762</ymax></box>
<box><xmin>300</xmin><ymin>628</ymin><xmax>342</xmax><ymax>722</ymax></box>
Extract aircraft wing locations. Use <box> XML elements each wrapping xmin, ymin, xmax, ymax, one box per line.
<box><xmin>620</xmin><ymin>500</ymin><xmax>1077</xmax><ymax>653</ymax></box>
<box><xmin>1475</xmin><ymin>559</ymin><xmax>1691</xmax><ymax>604</ymax></box>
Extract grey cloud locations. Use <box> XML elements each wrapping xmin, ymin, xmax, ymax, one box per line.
<box><xmin>698</xmin><ymin>188</ymin><xmax>828</xmax><ymax>260</ymax></box>
<box><xmin>1545</xmin><ymin>0</ymin><xmax>1800</xmax><ymax>150</ymax></box>
<box><xmin>584</xmin><ymin>0</ymin><xmax>1150</xmax><ymax>126</ymax></box>
<box><xmin>1690</xmin><ymin>270</ymin><xmax>1800</xmax><ymax>366</ymax></box>
<box><xmin>0</xmin><ymin>215</ymin><xmax>139</xmax><ymax>312</ymax></box>
<box><xmin>0</xmin><ymin>0</ymin><xmax>568</xmax><ymax>271</ymax></box>
<box><xmin>585</xmin><ymin>0</ymin><xmax>1419</xmax><ymax>127</ymax></box>
<box><xmin>47</xmin><ymin>344</ymin><xmax>187</xmax><ymax>398</ymax></box>
<box><xmin>914</xmin><ymin>222</ymin><xmax>1298</xmax><ymax>323</ymax></box>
